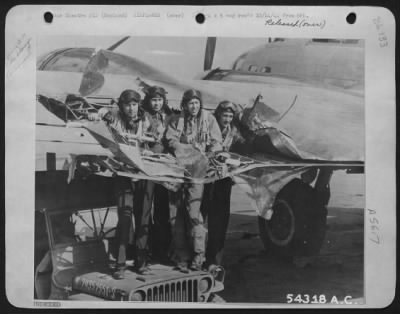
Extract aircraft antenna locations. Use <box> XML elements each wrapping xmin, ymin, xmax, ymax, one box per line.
<box><xmin>278</xmin><ymin>95</ymin><xmax>298</xmax><ymax>122</ymax></box>
<box><xmin>106</xmin><ymin>36</ymin><xmax>130</xmax><ymax>51</ymax></box>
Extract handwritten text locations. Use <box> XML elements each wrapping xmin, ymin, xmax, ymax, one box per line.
<box><xmin>265</xmin><ymin>18</ymin><xmax>326</xmax><ymax>29</ymax></box>
<box><xmin>6</xmin><ymin>34</ymin><xmax>32</xmax><ymax>79</ymax></box>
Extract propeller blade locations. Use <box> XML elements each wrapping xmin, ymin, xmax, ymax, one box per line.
<box><xmin>79</xmin><ymin>36</ymin><xmax>129</xmax><ymax>96</ymax></box>
<box><xmin>106</xmin><ymin>36</ymin><xmax>130</xmax><ymax>51</ymax></box>
<box><xmin>79</xmin><ymin>50</ymin><xmax>108</xmax><ymax>96</ymax></box>
<box><xmin>204</xmin><ymin>37</ymin><xmax>217</xmax><ymax>71</ymax></box>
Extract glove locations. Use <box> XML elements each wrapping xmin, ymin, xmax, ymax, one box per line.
<box><xmin>87</xmin><ymin>112</ymin><xmax>100</xmax><ymax>121</ymax></box>
<box><xmin>98</xmin><ymin>107</ymin><xmax>111</xmax><ymax>119</ymax></box>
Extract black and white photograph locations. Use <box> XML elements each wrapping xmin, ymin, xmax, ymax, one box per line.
<box><xmin>5</xmin><ymin>5</ymin><xmax>396</xmax><ymax>308</ymax></box>
<box><xmin>34</xmin><ymin>35</ymin><xmax>365</xmax><ymax>303</ymax></box>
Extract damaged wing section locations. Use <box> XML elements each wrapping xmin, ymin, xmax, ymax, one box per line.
<box><xmin>36</xmin><ymin>92</ymin><xmax>363</xmax><ymax>219</ymax></box>
<box><xmin>234</xmin><ymin>96</ymin><xmax>317</xmax><ymax>161</ymax></box>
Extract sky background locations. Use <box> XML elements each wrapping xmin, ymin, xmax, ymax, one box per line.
<box><xmin>37</xmin><ymin>36</ymin><xmax>267</xmax><ymax>79</ymax></box>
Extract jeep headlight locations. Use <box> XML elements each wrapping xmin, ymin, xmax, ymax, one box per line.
<box><xmin>209</xmin><ymin>265</ymin><xmax>225</xmax><ymax>283</ymax></box>
<box><xmin>198</xmin><ymin>278</ymin><xmax>212</xmax><ymax>293</ymax></box>
<box><xmin>129</xmin><ymin>291</ymin><xmax>145</xmax><ymax>301</ymax></box>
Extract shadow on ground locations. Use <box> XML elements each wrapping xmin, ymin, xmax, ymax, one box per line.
<box><xmin>219</xmin><ymin>207</ymin><xmax>364</xmax><ymax>304</ymax></box>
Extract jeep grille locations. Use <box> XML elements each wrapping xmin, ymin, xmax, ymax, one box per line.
<box><xmin>144</xmin><ymin>279</ymin><xmax>198</xmax><ymax>302</ymax></box>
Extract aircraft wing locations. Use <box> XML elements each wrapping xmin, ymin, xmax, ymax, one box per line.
<box><xmin>37</xmin><ymin>123</ymin><xmax>363</xmax><ymax>221</ymax></box>
<box><xmin>36</xmin><ymin>108</ymin><xmax>363</xmax><ymax>219</ymax></box>
<box><xmin>36</xmin><ymin>116</ymin><xmax>363</xmax><ymax>182</ymax></box>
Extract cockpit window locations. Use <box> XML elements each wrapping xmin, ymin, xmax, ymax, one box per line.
<box><xmin>248</xmin><ymin>65</ymin><xmax>258</xmax><ymax>72</ymax></box>
<box><xmin>40</xmin><ymin>48</ymin><xmax>148</xmax><ymax>75</ymax></box>
<box><xmin>312</xmin><ymin>39</ymin><xmax>341</xmax><ymax>43</ymax></box>
<box><xmin>341</xmin><ymin>39</ymin><xmax>359</xmax><ymax>44</ymax></box>
<box><xmin>260</xmin><ymin>66</ymin><xmax>271</xmax><ymax>73</ymax></box>
<box><xmin>40</xmin><ymin>48</ymin><xmax>180</xmax><ymax>86</ymax></box>
<box><xmin>41</xmin><ymin>48</ymin><xmax>93</xmax><ymax>72</ymax></box>
<box><xmin>312</xmin><ymin>39</ymin><xmax>359</xmax><ymax>44</ymax></box>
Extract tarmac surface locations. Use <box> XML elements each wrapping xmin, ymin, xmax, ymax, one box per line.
<box><xmin>218</xmin><ymin>171</ymin><xmax>364</xmax><ymax>304</ymax></box>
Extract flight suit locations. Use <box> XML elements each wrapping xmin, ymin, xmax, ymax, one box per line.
<box><xmin>165</xmin><ymin>110</ymin><xmax>222</xmax><ymax>268</ymax></box>
<box><xmin>201</xmin><ymin>124</ymin><xmax>245</xmax><ymax>267</ymax></box>
<box><xmin>105</xmin><ymin>109</ymin><xmax>151</xmax><ymax>268</ymax></box>
<box><xmin>135</xmin><ymin>110</ymin><xmax>172</xmax><ymax>265</ymax></box>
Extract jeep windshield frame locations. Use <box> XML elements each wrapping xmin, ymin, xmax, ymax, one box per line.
<box><xmin>44</xmin><ymin>207</ymin><xmax>117</xmax><ymax>249</ymax></box>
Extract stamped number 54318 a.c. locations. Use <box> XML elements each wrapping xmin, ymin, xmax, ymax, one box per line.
<box><xmin>286</xmin><ymin>294</ymin><xmax>354</xmax><ymax>304</ymax></box>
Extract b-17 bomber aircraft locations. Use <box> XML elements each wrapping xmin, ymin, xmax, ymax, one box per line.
<box><xmin>35</xmin><ymin>36</ymin><xmax>364</xmax><ymax>282</ymax></box>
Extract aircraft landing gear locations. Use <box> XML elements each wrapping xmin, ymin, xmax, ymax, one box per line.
<box><xmin>258</xmin><ymin>169</ymin><xmax>332</xmax><ymax>257</ymax></box>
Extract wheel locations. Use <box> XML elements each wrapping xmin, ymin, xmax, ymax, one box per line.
<box><xmin>207</xmin><ymin>293</ymin><xmax>226</xmax><ymax>303</ymax></box>
<box><xmin>264</xmin><ymin>199</ymin><xmax>295</xmax><ymax>247</ymax></box>
<box><xmin>258</xmin><ymin>178</ymin><xmax>327</xmax><ymax>257</ymax></box>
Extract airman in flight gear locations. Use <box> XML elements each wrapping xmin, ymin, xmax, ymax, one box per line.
<box><xmin>139</xmin><ymin>86</ymin><xmax>173</xmax><ymax>266</ymax></box>
<box><xmin>201</xmin><ymin>100</ymin><xmax>246</xmax><ymax>270</ymax></box>
<box><xmin>100</xmin><ymin>89</ymin><xmax>148</xmax><ymax>135</ymax></box>
<box><xmin>97</xmin><ymin>89</ymin><xmax>152</xmax><ymax>279</ymax></box>
<box><xmin>165</xmin><ymin>89</ymin><xmax>222</xmax><ymax>271</ymax></box>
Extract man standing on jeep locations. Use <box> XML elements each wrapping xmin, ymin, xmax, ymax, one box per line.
<box><xmin>202</xmin><ymin>100</ymin><xmax>245</xmax><ymax>270</ymax></box>
<box><xmin>164</xmin><ymin>89</ymin><xmax>222</xmax><ymax>271</ymax></box>
<box><xmin>95</xmin><ymin>89</ymin><xmax>151</xmax><ymax>279</ymax></box>
<box><xmin>136</xmin><ymin>86</ymin><xmax>173</xmax><ymax>270</ymax></box>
